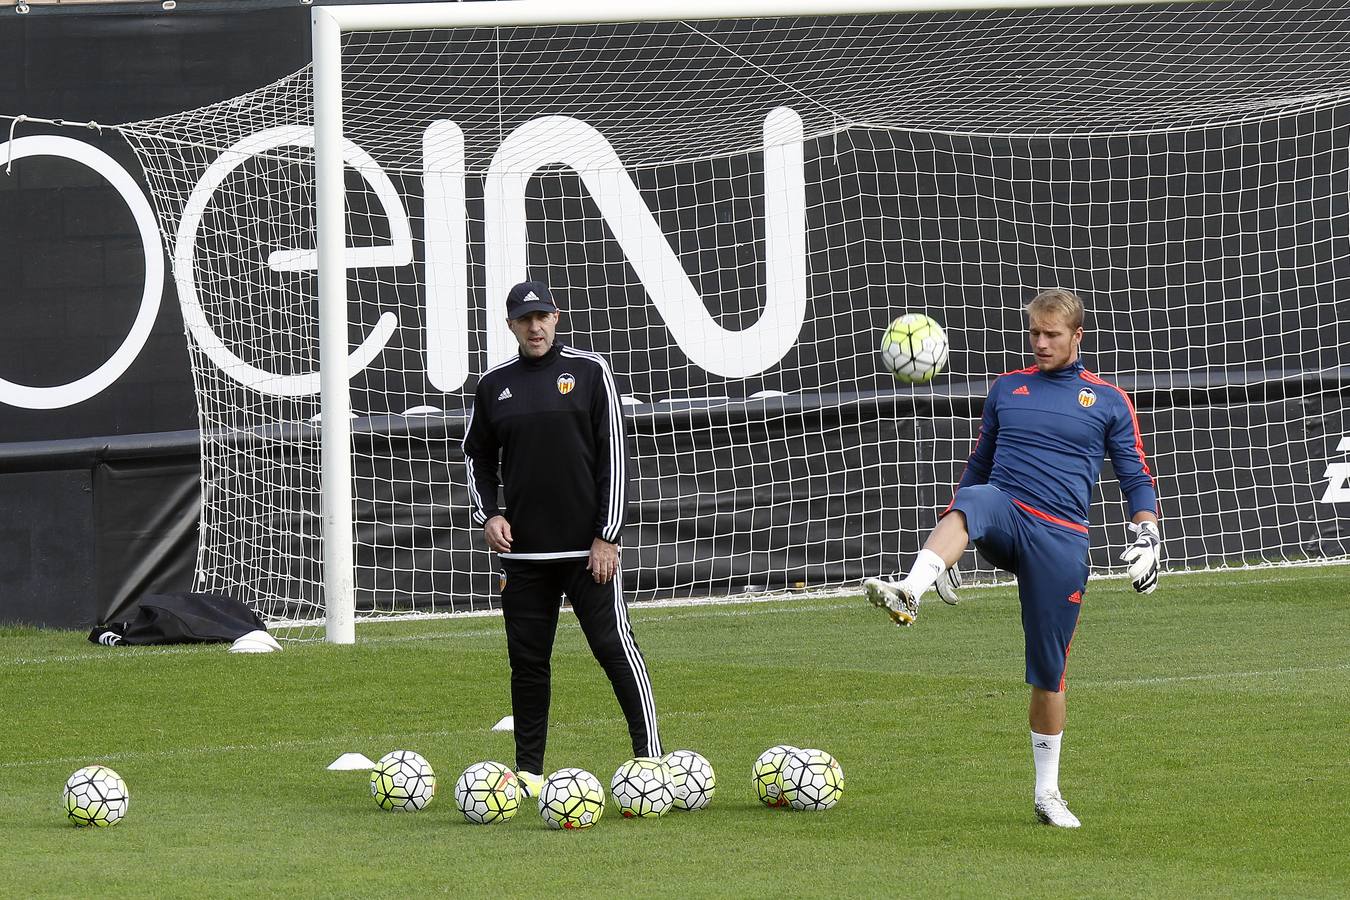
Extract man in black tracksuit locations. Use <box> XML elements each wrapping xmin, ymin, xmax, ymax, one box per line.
<box><xmin>461</xmin><ymin>280</ymin><xmax>661</xmax><ymax>795</ymax></box>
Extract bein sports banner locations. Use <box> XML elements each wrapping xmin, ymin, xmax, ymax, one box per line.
<box><xmin>0</xmin><ymin>4</ymin><xmax>1347</xmax><ymax>627</ymax></box>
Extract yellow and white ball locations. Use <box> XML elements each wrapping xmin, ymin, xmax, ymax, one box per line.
<box><xmin>539</xmin><ymin>767</ymin><xmax>605</xmax><ymax>830</ymax></box>
<box><xmin>370</xmin><ymin>750</ymin><xmax>436</xmax><ymax>812</ymax></box>
<box><xmin>454</xmin><ymin>760</ymin><xmax>519</xmax><ymax>824</ymax></box>
<box><xmin>63</xmin><ymin>765</ymin><xmax>129</xmax><ymax>827</ymax></box>
<box><xmin>661</xmin><ymin>749</ymin><xmax>716</xmax><ymax>811</ymax></box>
<box><xmin>780</xmin><ymin>748</ymin><xmax>844</xmax><ymax>811</ymax></box>
<box><xmin>880</xmin><ymin>313</ymin><xmax>948</xmax><ymax>384</ymax></box>
<box><xmin>752</xmin><ymin>744</ymin><xmax>800</xmax><ymax>807</ymax></box>
<box><xmin>611</xmin><ymin>757</ymin><xmax>676</xmax><ymax>818</ymax></box>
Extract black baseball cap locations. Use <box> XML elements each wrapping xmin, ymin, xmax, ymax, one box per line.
<box><xmin>506</xmin><ymin>281</ymin><xmax>560</xmax><ymax>319</ymax></box>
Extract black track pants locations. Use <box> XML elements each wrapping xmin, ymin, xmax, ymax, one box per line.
<box><xmin>500</xmin><ymin>557</ymin><xmax>661</xmax><ymax>774</ymax></box>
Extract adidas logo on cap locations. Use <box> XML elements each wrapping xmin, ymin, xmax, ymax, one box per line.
<box><xmin>506</xmin><ymin>280</ymin><xmax>558</xmax><ymax>318</ymax></box>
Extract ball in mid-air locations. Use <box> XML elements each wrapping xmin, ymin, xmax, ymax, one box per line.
<box><xmin>610</xmin><ymin>757</ymin><xmax>676</xmax><ymax>818</ymax></box>
<box><xmin>454</xmin><ymin>760</ymin><xmax>519</xmax><ymax>825</ymax></box>
<box><xmin>370</xmin><ymin>750</ymin><xmax>436</xmax><ymax>812</ymax></box>
<box><xmin>880</xmin><ymin>313</ymin><xmax>948</xmax><ymax>384</ymax></box>
<box><xmin>752</xmin><ymin>744</ymin><xmax>800</xmax><ymax>807</ymax></box>
<box><xmin>661</xmin><ymin>749</ymin><xmax>716</xmax><ymax>811</ymax></box>
<box><xmin>63</xmin><ymin>765</ymin><xmax>129</xmax><ymax>827</ymax></box>
<box><xmin>539</xmin><ymin>767</ymin><xmax>605</xmax><ymax>830</ymax></box>
<box><xmin>780</xmin><ymin>748</ymin><xmax>844</xmax><ymax>811</ymax></box>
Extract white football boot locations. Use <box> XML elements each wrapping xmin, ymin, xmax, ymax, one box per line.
<box><xmin>863</xmin><ymin>578</ymin><xmax>919</xmax><ymax>626</ymax></box>
<box><xmin>1034</xmin><ymin>791</ymin><xmax>1082</xmax><ymax>828</ymax></box>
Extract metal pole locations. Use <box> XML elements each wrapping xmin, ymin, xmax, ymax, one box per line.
<box><xmin>312</xmin><ymin>7</ymin><xmax>356</xmax><ymax>644</ymax></box>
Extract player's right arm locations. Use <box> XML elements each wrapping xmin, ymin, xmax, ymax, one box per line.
<box><xmin>956</xmin><ymin>381</ymin><xmax>1001</xmax><ymax>490</ymax></box>
<box><xmin>936</xmin><ymin>381</ymin><xmax>1000</xmax><ymax>600</ymax></box>
<box><xmin>461</xmin><ymin>381</ymin><xmax>504</xmax><ymax>533</ymax></box>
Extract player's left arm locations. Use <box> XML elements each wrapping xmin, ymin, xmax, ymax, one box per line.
<box><xmin>589</xmin><ymin>355</ymin><xmax>628</xmax><ymax>548</ymax></box>
<box><xmin>1106</xmin><ymin>388</ymin><xmax>1162</xmax><ymax>594</ymax></box>
<box><xmin>587</xmin><ymin>356</ymin><xmax>628</xmax><ymax>583</ymax></box>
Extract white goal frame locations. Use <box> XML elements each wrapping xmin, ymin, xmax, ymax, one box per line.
<box><xmin>310</xmin><ymin>0</ymin><xmax>1186</xmax><ymax>643</ymax></box>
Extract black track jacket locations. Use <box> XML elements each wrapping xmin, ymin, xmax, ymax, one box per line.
<box><xmin>462</xmin><ymin>342</ymin><xmax>628</xmax><ymax>559</ymax></box>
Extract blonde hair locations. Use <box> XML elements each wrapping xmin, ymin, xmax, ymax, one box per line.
<box><xmin>1025</xmin><ymin>288</ymin><xmax>1084</xmax><ymax>330</ymax></box>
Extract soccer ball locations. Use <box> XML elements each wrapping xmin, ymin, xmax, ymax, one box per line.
<box><xmin>661</xmin><ymin>749</ymin><xmax>716</xmax><ymax>811</ymax></box>
<box><xmin>454</xmin><ymin>761</ymin><xmax>519</xmax><ymax>825</ymax></box>
<box><xmin>370</xmin><ymin>750</ymin><xmax>436</xmax><ymax>812</ymax></box>
<box><xmin>63</xmin><ymin>765</ymin><xmax>129</xmax><ymax>827</ymax></box>
<box><xmin>538</xmin><ymin>767</ymin><xmax>605</xmax><ymax>830</ymax></box>
<box><xmin>780</xmin><ymin>748</ymin><xmax>844</xmax><ymax>811</ymax></box>
<box><xmin>610</xmin><ymin>757</ymin><xmax>676</xmax><ymax>818</ymax></box>
<box><xmin>752</xmin><ymin>744</ymin><xmax>800</xmax><ymax>807</ymax></box>
<box><xmin>880</xmin><ymin>313</ymin><xmax>948</xmax><ymax>384</ymax></box>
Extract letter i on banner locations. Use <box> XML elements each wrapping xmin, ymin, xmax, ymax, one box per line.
<box><xmin>423</xmin><ymin>120</ymin><xmax>470</xmax><ymax>393</ymax></box>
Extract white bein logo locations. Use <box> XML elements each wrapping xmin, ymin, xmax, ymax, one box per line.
<box><xmin>176</xmin><ymin>107</ymin><xmax>806</xmax><ymax>397</ymax></box>
<box><xmin>0</xmin><ymin>135</ymin><xmax>165</xmax><ymax>410</ymax></box>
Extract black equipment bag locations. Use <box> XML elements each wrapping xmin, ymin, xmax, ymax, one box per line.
<box><xmin>88</xmin><ymin>592</ymin><xmax>266</xmax><ymax>646</ymax></box>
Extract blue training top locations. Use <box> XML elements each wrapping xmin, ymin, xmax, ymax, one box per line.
<box><xmin>950</xmin><ymin>359</ymin><xmax>1158</xmax><ymax>532</ymax></box>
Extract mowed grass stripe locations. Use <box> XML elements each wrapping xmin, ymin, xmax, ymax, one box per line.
<box><xmin>3</xmin><ymin>652</ymin><xmax>1346</xmax><ymax>772</ymax></box>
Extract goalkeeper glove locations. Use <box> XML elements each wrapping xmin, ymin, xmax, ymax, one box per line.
<box><xmin>1120</xmin><ymin>521</ymin><xmax>1161</xmax><ymax>594</ymax></box>
<box><xmin>934</xmin><ymin>564</ymin><xmax>962</xmax><ymax>606</ymax></box>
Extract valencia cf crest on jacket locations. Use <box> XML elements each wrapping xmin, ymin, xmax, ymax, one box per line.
<box><xmin>557</xmin><ymin>373</ymin><xmax>576</xmax><ymax>395</ymax></box>
<box><xmin>1077</xmin><ymin>388</ymin><xmax>1096</xmax><ymax>408</ymax></box>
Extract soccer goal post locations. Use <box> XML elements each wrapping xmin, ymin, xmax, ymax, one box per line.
<box><xmin>308</xmin><ymin>0</ymin><xmax>1072</xmax><ymax>643</ymax></box>
<box><xmin>119</xmin><ymin>0</ymin><xmax>1350</xmax><ymax>642</ymax></box>
<box><xmin>307</xmin><ymin>0</ymin><xmax>1118</xmax><ymax>643</ymax></box>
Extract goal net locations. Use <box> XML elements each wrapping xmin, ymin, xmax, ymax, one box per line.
<box><xmin>119</xmin><ymin>0</ymin><xmax>1350</xmax><ymax>636</ymax></box>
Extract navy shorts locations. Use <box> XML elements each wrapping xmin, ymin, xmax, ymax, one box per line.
<box><xmin>947</xmin><ymin>483</ymin><xmax>1090</xmax><ymax>692</ymax></box>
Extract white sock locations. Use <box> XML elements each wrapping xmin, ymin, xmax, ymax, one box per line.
<box><xmin>1031</xmin><ymin>730</ymin><xmax>1062</xmax><ymax>798</ymax></box>
<box><xmin>897</xmin><ymin>549</ymin><xmax>946</xmax><ymax>602</ymax></box>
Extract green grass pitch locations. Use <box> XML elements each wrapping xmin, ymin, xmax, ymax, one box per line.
<box><xmin>1</xmin><ymin>567</ymin><xmax>1347</xmax><ymax>898</ymax></box>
